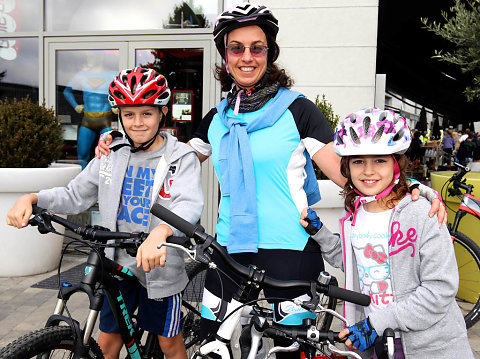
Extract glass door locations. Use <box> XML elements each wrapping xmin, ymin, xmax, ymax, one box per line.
<box><xmin>130</xmin><ymin>40</ymin><xmax>213</xmax><ymax>144</ymax></box>
<box><xmin>46</xmin><ymin>38</ymin><xmax>220</xmax><ymax>234</ymax></box>
<box><xmin>130</xmin><ymin>41</ymin><xmax>221</xmax><ymax>234</ymax></box>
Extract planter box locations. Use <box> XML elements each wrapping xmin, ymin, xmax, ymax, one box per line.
<box><xmin>0</xmin><ymin>163</ymin><xmax>81</xmax><ymax>277</ymax></box>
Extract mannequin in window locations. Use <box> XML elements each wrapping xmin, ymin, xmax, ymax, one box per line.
<box><xmin>63</xmin><ymin>52</ymin><xmax>117</xmax><ymax>169</ymax></box>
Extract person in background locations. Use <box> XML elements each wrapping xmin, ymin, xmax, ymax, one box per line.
<box><xmin>459</xmin><ymin>129</ymin><xmax>470</xmax><ymax>143</ymax></box>
<box><xmin>467</xmin><ymin>145</ymin><xmax>480</xmax><ymax>171</ymax></box>
<box><xmin>406</xmin><ymin>130</ymin><xmax>424</xmax><ymax>163</ymax></box>
<box><xmin>7</xmin><ymin>67</ymin><xmax>204</xmax><ymax>359</ymax></box>
<box><xmin>441</xmin><ymin>129</ymin><xmax>456</xmax><ymax>165</ymax></box>
<box><xmin>302</xmin><ymin>108</ymin><xmax>472</xmax><ymax>359</ymax></box>
<box><xmin>457</xmin><ymin>132</ymin><xmax>477</xmax><ymax>167</ymax></box>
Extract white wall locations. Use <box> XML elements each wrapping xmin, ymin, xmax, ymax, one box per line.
<box><xmin>261</xmin><ymin>0</ymin><xmax>379</xmax><ymax>119</ymax></box>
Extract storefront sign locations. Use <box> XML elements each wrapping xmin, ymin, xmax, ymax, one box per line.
<box><xmin>0</xmin><ymin>0</ymin><xmax>19</xmax><ymax>60</ymax></box>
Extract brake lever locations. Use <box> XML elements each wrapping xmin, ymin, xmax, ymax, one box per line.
<box><xmin>158</xmin><ymin>242</ymin><xmax>196</xmax><ymax>261</ymax></box>
<box><xmin>314</xmin><ymin>303</ymin><xmax>351</xmax><ymax>327</ymax></box>
<box><xmin>28</xmin><ymin>211</ymin><xmax>55</xmax><ymax>234</ymax></box>
<box><xmin>158</xmin><ymin>242</ymin><xmax>216</xmax><ymax>270</ymax></box>
<box><xmin>327</xmin><ymin>343</ymin><xmax>362</xmax><ymax>359</ymax></box>
<box><xmin>267</xmin><ymin>341</ymin><xmax>299</xmax><ymax>358</ymax></box>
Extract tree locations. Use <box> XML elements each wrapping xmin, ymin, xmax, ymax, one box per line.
<box><xmin>421</xmin><ymin>0</ymin><xmax>480</xmax><ymax>101</ymax></box>
<box><xmin>164</xmin><ymin>1</ymin><xmax>210</xmax><ymax>29</ymax></box>
<box><xmin>313</xmin><ymin>95</ymin><xmax>340</xmax><ymax>179</ymax></box>
<box><xmin>314</xmin><ymin>94</ymin><xmax>340</xmax><ymax>131</ymax></box>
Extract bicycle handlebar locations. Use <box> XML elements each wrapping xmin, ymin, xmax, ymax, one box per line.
<box><xmin>150</xmin><ymin>204</ymin><xmax>371</xmax><ymax>307</ymax></box>
<box><xmin>30</xmin><ymin>205</ymin><xmax>147</xmax><ymax>243</ymax></box>
<box><xmin>447</xmin><ymin>163</ymin><xmax>473</xmax><ymax>194</ymax></box>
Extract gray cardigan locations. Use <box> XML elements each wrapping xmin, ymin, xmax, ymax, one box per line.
<box><xmin>37</xmin><ymin>132</ymin><xmax>204</xmax><ymax>299</ymax></box>
<box><xmin>314</xmin><ymin>195</ymin><xmax>473</xmax><ymax>358</ymax></box>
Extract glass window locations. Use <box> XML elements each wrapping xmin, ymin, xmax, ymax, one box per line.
<box><xmin>45</xmin><ymin>0</ymin><xmax>217</xmax><ymax>32</ymax></box>
<box><xmin>0</xmin><ymin>37</ymin><xmax>38</xmax><ymax>100</ymax></box>
<box><xmin>55</xmin><ymin>49</ymin><xmax>119</xmax><ymax>166</ymax></box>
<box><xmin>136</xmin><ymin>48</ymin><xmax>203</xmax><ymax>143</ymax></box>
<box><xmin>0</xmin><ymin>0</ymin><xmax>40</xmax><ymax>33</ymax></box>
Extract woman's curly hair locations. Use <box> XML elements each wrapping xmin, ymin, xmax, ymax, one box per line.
<box><xmin>215</xmin><ymin>39</ymin><xmax>293</xmax><ymax>91</ymax></box>
<box><xmin>340</xmin><ymin>154</ymin><xmax>410</xmax><ymax>215</ymax></box>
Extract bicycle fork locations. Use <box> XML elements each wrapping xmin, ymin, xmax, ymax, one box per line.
<box><xmin>199</xmin><ymin>300</ymin><xmax>253</xmax><ymax>359</ymax></box>
<box><xmin>52</xmin><ymin>295</ymin><xmax>100</xmax><ymax>346</ymax></box>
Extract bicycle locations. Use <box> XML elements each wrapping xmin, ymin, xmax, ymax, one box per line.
<box><xmin>149</xmin><ymin>203</ymin><xmax>394</xmax><ymax>359</ymax></box>
<box><xmin>0</xmin><ymin>205</ymin><xmax>204</xmax><ymax>359</ymax></box>
<box><xmin>440</xmin><ymin>163</ymin><xmax>480</xmax><ymax>328</ymax></box>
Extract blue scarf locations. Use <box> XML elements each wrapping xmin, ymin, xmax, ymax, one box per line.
<box><xmin>217</xmin><ymin>87</ymin><xmax>320</xmax><ymax>253</ymax></box>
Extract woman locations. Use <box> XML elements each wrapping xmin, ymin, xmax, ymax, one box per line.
<box><xmin>189</xmin><ymin>5</ymin><xmax>342</xmax><ymax>348</ymax></box>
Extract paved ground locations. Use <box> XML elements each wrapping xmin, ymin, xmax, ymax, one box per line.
<box><xmin>0</xmin><ymin>253</ymin><xmax>479</xmax><ymax>358</ymax></box>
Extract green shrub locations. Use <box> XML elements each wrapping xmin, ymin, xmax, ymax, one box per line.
<box><xmin>0</xmin><ymin>97</ymin><xmax>63</xmax><ymax>167</ymax></box>
<box><xmin>313</xmin><ymin>94</ymin><xmax>340</xmax><ymax>179</ymax></box>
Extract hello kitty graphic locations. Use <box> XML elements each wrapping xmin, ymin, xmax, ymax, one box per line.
<box><xmin>354</xmin><ymin>243</ymin><xmax>390</xmax><ymax>295</ymax></box>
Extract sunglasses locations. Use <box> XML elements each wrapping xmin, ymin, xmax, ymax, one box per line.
<box><xmin>226</xmin><ymin>44</ymin><xmax>268</xmax><ymax>57</ymax></box>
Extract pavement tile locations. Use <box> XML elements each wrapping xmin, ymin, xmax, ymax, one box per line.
<box><xmin>0</xmin><ymin>254</ymin><xmax>479</xmax><ymax>359</ymax></box>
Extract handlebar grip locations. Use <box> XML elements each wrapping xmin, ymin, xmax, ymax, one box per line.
<box><xmin>327</xmin><ymin>285</ymin><xmax>370</xmax><ymax>306</ymax></box>
<box><xmin>150</xmin><ymin>204</ymin><xmax>198</xmax><ymax>237</ymax></box>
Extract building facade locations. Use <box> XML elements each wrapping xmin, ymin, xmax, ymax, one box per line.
<box><xmin>0</xmin><ymin>0</ymin><xmax>379</xmax><ymax>232</ymax></box>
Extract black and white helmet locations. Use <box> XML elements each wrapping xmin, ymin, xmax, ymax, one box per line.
<box><xmin>213</xmin><ymin>3</ymin><xmax>279</xmax><ymax>57</ymax></box>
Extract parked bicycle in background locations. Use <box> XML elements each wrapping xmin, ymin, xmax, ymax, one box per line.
<box><xmin>440</xmin><ymin>163</ymin><xmax>480</xmax><ymax>328</ymax></box>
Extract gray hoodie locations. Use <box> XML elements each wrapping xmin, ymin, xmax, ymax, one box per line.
<box><xmin>313</xmin><ymin>195</ymin><xmax>473</xmax><ymax>358</ymax></box>
<box><xmin>37</xmin><ymin>132</ymin><xmax>204</xmax><ymax>299</ymax></box>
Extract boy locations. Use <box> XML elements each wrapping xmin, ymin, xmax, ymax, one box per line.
<box><xmin>7</xmin><ymin>67</ymin><xmax>203</xmax><ymax>359</ymax></box>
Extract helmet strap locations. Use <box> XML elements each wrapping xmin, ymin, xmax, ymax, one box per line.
<box><xmin>351</xmin><ymin>155</ymin><xmax>400</xmax><ymax>225</ymax></box>
<box><xmin>114</xmin><ymin>109</ymin><xmax>163</xmax><ymax>153</ymax></box>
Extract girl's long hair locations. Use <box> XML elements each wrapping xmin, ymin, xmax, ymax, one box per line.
<box><xmin>340</xmin><ymin>154</ymin><xmax>410</xmax><ymax>214</ymax></box>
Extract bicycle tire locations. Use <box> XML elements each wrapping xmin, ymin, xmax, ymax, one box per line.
<box><xmin>0</xmin><ymin>326</ymin><xmax>104</xmax><ymax>359</ymax></box>
<box><xmin>182</xmin><ymin>261</ymin><xmax>207</xmax><ymax>356</ymax></box>
<box><xmin>452</xmin><ymin>231</ymin><xmax>480</xmax><ymax>328</ymax></box>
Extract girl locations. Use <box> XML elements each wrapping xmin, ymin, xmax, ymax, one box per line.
<box><xmin>301</xmin><ymin>107</ymin><xmax>472</xmax><ymax>359</ymax></box>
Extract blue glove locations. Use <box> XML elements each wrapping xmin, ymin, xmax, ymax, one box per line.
<box><xmin>304</xmin><ymin>208</ymin><xmax>322</xmax><ymax>235</ymax></box>
<box><xmin>347</xmin><ymin>318</ymin><xmax>378</xmax><ymax>352</ymax></box>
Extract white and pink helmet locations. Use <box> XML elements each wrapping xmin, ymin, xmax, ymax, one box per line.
<box><xmin>334</xmin><ymin>107</ymin><xmax>412</xmax><ymax>157</ymax></box>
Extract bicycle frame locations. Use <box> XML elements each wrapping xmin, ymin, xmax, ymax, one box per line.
<box><xmin>193</xmin><ymin>286</ymin><xmax>357</xmax><ymax>359</ymax></box>
<box><xmin>46</xmin><ymin>248</ymin><xmax>145</xmax><ymax>359</ymax></box>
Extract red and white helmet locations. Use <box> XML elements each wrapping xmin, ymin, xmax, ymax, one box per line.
<box><xmin>108</xmin><ymin>67</ymin><xmax>171</xmax><ymax>107</ymax></box>
<box><xmin>334</xmin><ymin>107</ymin><xmax>412</xmax><ymax>156</ymax></box>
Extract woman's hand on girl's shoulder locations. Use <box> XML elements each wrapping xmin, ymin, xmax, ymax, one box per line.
<box><xmin>408</xmin><ymin>180</ymin><xmax>446</xmax><ymax>226</ymax></box>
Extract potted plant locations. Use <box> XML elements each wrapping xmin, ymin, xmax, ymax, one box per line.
<box><xmin>0</xmin><ymin>97</ymin><xmax>81</xmax><ymax>276</ymax></box>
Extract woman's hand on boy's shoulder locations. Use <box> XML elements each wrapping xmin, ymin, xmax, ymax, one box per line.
<box><xmin>95</xmin><ymin>133</ymin><xmax>113</xmax><ymax>158</ymax></box>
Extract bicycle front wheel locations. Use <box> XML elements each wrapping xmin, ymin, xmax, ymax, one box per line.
<box><xmin>452</xmin><ymin>231</ymin><xmax>480</xmax><ymax>328</ymax></box>
<box><xmin>0</xmin><ymin>326</ymin><xmax>104</xmax><ymax>359</ymax></box>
